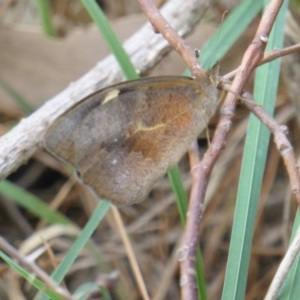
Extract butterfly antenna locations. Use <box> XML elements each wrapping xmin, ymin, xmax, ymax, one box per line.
<box><xmin>208</xmin><ymin>10</ymin><xmax>228</xmax><ymax>71</ymax></box>
<box><xmin>221</xmin><ymin>85</ymin><xmax>260</xmax><ymax>106</ymax></box>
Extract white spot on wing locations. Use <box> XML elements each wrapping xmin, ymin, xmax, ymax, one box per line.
<box><xmin>102</xmin><ymin>89</ymin><xmax>120</xmax><ymax>105</ymax></box>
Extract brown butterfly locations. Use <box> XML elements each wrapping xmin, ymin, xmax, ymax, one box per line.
<box><xmin>44</xmin><ymin>75</ymin><xmax>217</xmax><ymax>205</ymax></box>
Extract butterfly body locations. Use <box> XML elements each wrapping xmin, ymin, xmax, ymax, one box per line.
<box><xmin>45</xmin><ymin>75</ymin><xmax>217</xmax><ymax>205</ymax></box>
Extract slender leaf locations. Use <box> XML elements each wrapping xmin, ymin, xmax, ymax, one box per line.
<box><xmin>0</xmin><ymin>180</ymin><xmax>70</xmax><ymax>225</ymax></box>
<box><xmin>0</xmin><ymin>78</ymin><xmax>34</xmax><ymax>114</ymax></box>
<box><xmin>37</xmin><ymin>200</ymin><xmax>110</xmax><ymax>300</ymax></box>
<box><xmin>186</xmin><ymin>0</ymin><xmax>264</xmax><ymax>73</ymax></box>
<box><xmin>73</xmin><ymin>282</ymin><xmax>104</xmax><ymax>300</ymax></box>
<box><xmin>81</xmin><ymin>0</ymin><xmax>138</xmax><ymax>80</ymax></box>
<box><xmin>221</xmin><ymin>1</ymin><xmax>288</xmax><ymax>299</ymax></box>
<box><xmin>0</xmin><ymin>251</ymin><xmax>63</xmax><ymax>300</ymax></box>
<box><xmin>35</xmin><ymin>0</ymin><xmax>56</xmax><ymax>37</ymax></box>
<box><xmin>168</xmin><ymin>165</ymin><xmax>188</xmax><ymax>224</ymax></box>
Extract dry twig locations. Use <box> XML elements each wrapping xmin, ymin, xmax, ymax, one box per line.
<box><xmin>0</xmin><ymin>236</ymin><xmax>71</xmax><ymax>299</ymax></box>
<box><xmin>264</xmin><ymin>224</ymin><xmax>300</xmax><ymax>300</ymax></box>
<box><xmin>224</xmin><ymin>43</ymin><xmax>300</xmax><ymax>80</ymax></box>
<box><xmin>241</xmin><ymin>91</ymin><xmax>300</xmax><ymax>201</ymax></box>
<box><xmin>111</xmin><ymin>206</ymin><xmax>150</xmax><ymax>300</ymax></box>
<box><xmin>137</xmin><ymin>0</ymin><xmax>207</xmax><ymax>78</ymax></box>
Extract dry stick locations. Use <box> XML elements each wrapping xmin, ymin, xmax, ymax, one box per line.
<box><xmin>111</xmin><ymin>206</ymin><xmax>150</xmax><ymax>300</ymax></box>
<box><xmin>153</xmin><ymin>233</ymin><xmax>184</xmax><ymax>300</ymax></box>
<box><xmin>241</xmin><ymin>91</ymin><xmax>300</xmax><ymax>202</ymax></box>
<box><xmin>223</xmin><ymin>43</ymin><xmax>300</xmax><ymax>80</ymax></box>
<box><xmin>181</xmin><ymin>0</ymin><xmax>284</xmax><ymax>299</ymax></box>
<box><xmin>264</xmin><ymin>224</ymin><xmax>300</xmax><ymax>300</ymax></box>
<box><xmin>137</xmin><ymin>0</ymin><xmax>207</xmax><ymax>78</ymax></box>
<box><xmin>261</xmin><ymin>43</ymin><xmax>300</xmax><ymax>65</ymax></box>
<box><xmin>0</xmin><ymin>236</ymin><xmax>71</xmax><ymax>299</ymax></box>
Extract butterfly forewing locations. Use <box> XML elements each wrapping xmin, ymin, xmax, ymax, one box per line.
<box><xmin>45</xmin><ymin>76</ymin><xmax>217</xmax><ymax>205</ymax></box>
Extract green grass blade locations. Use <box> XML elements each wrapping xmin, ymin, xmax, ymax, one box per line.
<box><xmin>0</xmin><ymin>180</ymin><xmax>70</xmax><ymax>225</ymax></box>
<box><xmin>0</xmin><ymin>77</ymin><xmax>34</xmax><ymax>114</ymax></box>
<box><xmin>168</xmin><ymin>165</ymin><xmax>188</xmax><ymax>225</ymax></box>
<box><xmin>35</xmin><ymin>0</ymin><xmax>56</xmax><ymax>37</ymax></box>
<box><xmin>221</xmin><ymin>1</ymin><xmax>288</xmax><ymax>299</ymax></box>
<box><xmin>278</xmin><ymin>209</ymin><xmax>300</xmax><ymax>299</ymax></box>
<box><xmin>36</xmin><ymin>200</ymin><xmax>110</xmax><ymax>300</ymax></box>
<box><xmin>201</xmin><ymin>0</ymin><xmax>263</xmax><ymax>70</ymax></box>
<box><xmin>50</xmin><ymin>201</ymin><xmax>110</xmax><ymax>282</ymax></box>
<box><xmin>74</xmin><ymin>282</ymin><xmax>112</xmax><ymax>300</ymax></box>
<box><xmin>99</xmin><ymin>286</ymin><xmax>112</xmax><ymax>300</ymax></box>
<box><xmin>183</xmin><ymin>0</ymin><xmax>264</xmax><ymax>75</ymax></box>
<box><xmin>81</xmin><ymin>0</ymin><xmax>138</xmax><ymax>80</ymax></box>
<box><xmin>0</xmin><ymin>250</ymin><xmax>62</xmax><ymax>300</ymax></box>
<box><xmin>73</xmin><ymin>283</ymin><xmax>101</xmax><ymax>300</ymax></box>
